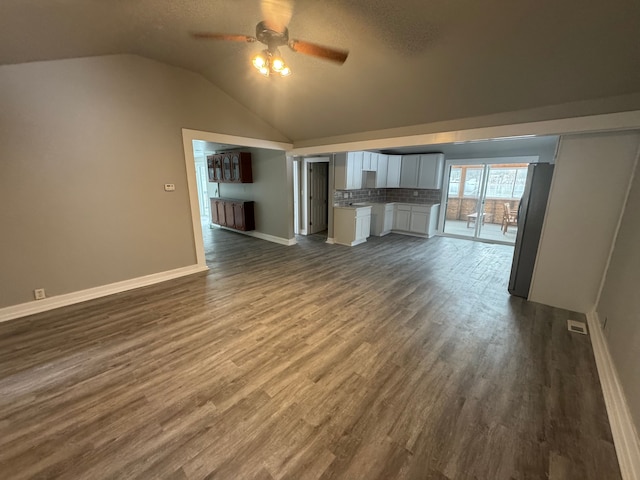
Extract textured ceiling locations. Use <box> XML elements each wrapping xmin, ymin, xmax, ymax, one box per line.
<box><xmin>1</xmin><ymin>0</ymin><xmax>639</xmax><ymax>143</ymax></box>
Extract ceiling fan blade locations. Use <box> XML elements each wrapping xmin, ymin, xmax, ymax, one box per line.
<box><xmin>289</xmin><ymin>39</ymin><xmax>349</xmax><ymax>64</ymax></box>
<box><xmin>191</xmin><ymin>32</ymin><xmax>257</xmax><ymax>43</ymax></box>
<box><xmin>261</xmin><ymin>0</ymin><xmax>293</xmax><ymax>33</ymax></box>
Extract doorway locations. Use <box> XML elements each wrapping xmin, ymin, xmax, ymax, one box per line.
<box><xmin>296</xmin><ymin>157</ymin><xmax>330</xmax><ymax>237</ymax></box>
<box><xmin>308</xmin><ymin>162</ymin><xmax>329</xmax><ymax>234</ymax></box>
<box><xmin>439</xmin><ymin>158</ymin><xmax>536</xmax><ymax>245</ymax></box>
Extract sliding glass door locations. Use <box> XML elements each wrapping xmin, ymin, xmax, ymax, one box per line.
<box><xmin>440</xmin><ymin>160</ymin><xmax>530</xmax><ymax>245</ymax></box>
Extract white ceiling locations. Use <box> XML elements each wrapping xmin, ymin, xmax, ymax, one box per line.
<box><xmin>1</xmin><ymin>0</ymin><xmax>639</xmax><ymax>143</ymax></box>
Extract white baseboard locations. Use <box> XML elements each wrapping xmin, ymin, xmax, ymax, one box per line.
<box><xmin>587</xmin><ymin>310</ymin><xmax>640</xmax><ymax>480</ymax></box>
<box><xmin>326</xmin><ymin>237</ymin><xmax>335</xmax><ymax>244</ymax></box>
<box><xmin>392</xmin><ymin>230</ymin><xmax>429</xmax><ymax>239</ymax></box>
<box><xmin>218</xmin><ymin>226</ymin><xmax>296</xmax><ymax>246</ymax></box>
<box><xmin>0</xmin><ymin>264</ymin><xmax>209</xmax><ymax>323</ymax></box>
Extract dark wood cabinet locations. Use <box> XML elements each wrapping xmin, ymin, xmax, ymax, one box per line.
<box><xmin>233</xmin><ymin>203</ymin><xmax>246</xmax><ymax>230</ymax></box>
<box><xmin>207</xmin><ymin>152</ymin><xmax>252</xmax><ymax>183</ymax></box>
<box><xmin>207</xmin><ymin>156</ymin><xmax>223</xmax><ymax>182</ymax></box>
<box><xmin>224</xmin><ymin>202</ymin><xmax>235</xmax><ymax>227</ymax></box>
<box><xmin>210</xmin><ymin>198</ymin><xmax>255</xmax><ymax>231</ymax></box>
<box><xmin>211</xmin><ymin>200</ymin><xmax>219</xmax><ymax>224</ymax></box>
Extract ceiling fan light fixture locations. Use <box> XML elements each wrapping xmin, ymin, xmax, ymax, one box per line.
<box><xmin>271</xmin><ymin>56</ymin><xmax>285</xmax><ymax>72</ymax></box>
<box><xmin>251</xmin><ymin>49</ymin><xmax>291</xmax><ymax>78</ymax></box>
<box><xmin>252</xmin><ymin>52</ymin><xmax>268</xmax><ymax>69</ymax></box>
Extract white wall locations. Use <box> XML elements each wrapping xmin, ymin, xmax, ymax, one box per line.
<box><xmin>529</xmin><ymin>131</ymin><xmax>640</xmax><ymax>312</ymax></box>
<box><xmin>596</xmin><ymin>159</ymin><xmax>640</xmax><ymax>432</ymax></box>
<box><xmin>0</xmin><ymin>54</ymin><xmax>289</xmax><ymax>310</ymax></box>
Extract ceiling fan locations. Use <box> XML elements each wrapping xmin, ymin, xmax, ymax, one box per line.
<box><xmin>191</xmin><ymin>0</ymin><xmax>349</xmax><ymax>77</ymax></box>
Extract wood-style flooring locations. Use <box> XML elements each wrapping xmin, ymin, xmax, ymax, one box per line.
<box><xmin>0</xmin><ymin>229</ymin><xmax>621</xmax><ymax>479</ymax></box>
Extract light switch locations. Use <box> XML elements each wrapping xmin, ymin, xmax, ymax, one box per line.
<box><xmin>164</xmin><ymin>184</ymin><xmax>175</xmax><ymax>192</ymax></box>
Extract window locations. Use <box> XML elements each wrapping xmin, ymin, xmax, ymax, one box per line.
<box><xmin>485</xmin><ymin>167</ymin><xmax>528</xmax><ymax>198</ymax></box>
<box><xmin>463</xmin><ymin>168</ymin><xmax>483</xmax><ymax>197</ymax></box>
<box><xmin>448</xmin><ymin>167</ymin><xmax>462</xmax><ymax>196</ymax></box>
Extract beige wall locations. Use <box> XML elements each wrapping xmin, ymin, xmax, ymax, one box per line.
<box><xmin>0</xmin><ymin>54</ymin><xmax>289</xmax><ymax>309</ymax></box>
<box><xmin>215</xmin><ymin>148</ymin><xmax>293</xmax><ymax>240</ymax></box>
<box><xmin>597</xmin><ymin>161</ymin><xmax>640</xmax><ymax>432</ymax></box>
<box><xmin>530</xmin><ymin>131</ymin><xmax>640</xmax><ymax>312</ymax></box>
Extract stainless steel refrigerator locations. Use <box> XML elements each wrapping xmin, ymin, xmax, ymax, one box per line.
<box><xmin>508</xmin><ymin>163</ymin><xmax>554</xmax><ymax>298</ymax></box>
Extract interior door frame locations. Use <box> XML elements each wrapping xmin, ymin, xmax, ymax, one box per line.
<box><xmin>438</xmin><ymin>156</ymin><xmax>539</xmax><ymax>244</ymax></box>
<box><xmin>300</xmin><ymin>156</ymin><xmax>330</xmax><ymax>236</ymax></box>
<box><xmin>194</xmin><ymin>161</ymin><xmax>210</xmax><ymax>222</ymax></box>
<box><xmin>293</xmin><ymin>159</ymin><xmax>300</xmax><ymax>235</ymax></box>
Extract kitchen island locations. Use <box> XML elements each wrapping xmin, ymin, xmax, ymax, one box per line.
<box><xmin>333</xmin><ymin>205</ymin><xmax>372</xmax><ymax>246</ymax></box>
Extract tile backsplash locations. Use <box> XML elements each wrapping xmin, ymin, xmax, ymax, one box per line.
<box><xmin>334</xmin><ymin>188</ymin><xmax>442</xmax><ymax>206</ymax></box>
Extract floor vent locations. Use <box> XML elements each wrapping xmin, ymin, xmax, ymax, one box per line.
<box><xmin>567</xmin><ymin>319</ymin><xmax>588</xmax><ymax>335</ymax></box>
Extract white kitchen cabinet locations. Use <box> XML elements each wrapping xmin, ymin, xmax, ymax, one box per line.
<box><xmin>417</xmin><ymin>154</ymin><xmax>445</xmax><ymax>189</ymax></box>
<box><xmin>371</xmin><ymin>202</ymin><xmax>395</xmax><ymax>236</ymax></box>
<box><xmin>393</xmin><ymin>204</ymin><xmax>411</xmax><ymax>231</ymax></box>
<box><xmin>355</xmin><ymin>212</ymin><xmax>371</xmax><ymax>242</ymax></box>
<box><xmin>362</xmin><ymin>152</ymin><xmax>379</xmax><ymax>172</ymax></box>
<box><xmin>376</xmin><ymin>154</ymin><xmax>388</xmax><ymax>188</ymax></box>
<box><xmin>348</xmin><ymin>152</ymin><xmax>363</xmax><ymax>189</ymax></box>
<box><xmin>387</xmin><ymin>155</ymin><xmax>401</xmax><ymax>188</ymax></box>
<box><xmin>334</xmin><ymin>152</ymin><xmax>363</xmax><ymax>190</ymax></box>
<box><xmin>409</xmin><ymin>205</ymin><xmax>430</xmax><ymax>233</ymax></box>
<box><xmin>370</xmin><ymin>153</ymin><xmax>378</xmax><ymax>172</ymax></box>
<box><xmin>400</xmin><ymin>155</ymin><xmax>420</xmax><ymax>188</ymax></box>
<box><xmin>334</xmin><ymin>206</ymin><xmax>372</xmax><ymax>246</ymax></box>
<box><xmin>337</xmin><ymin>151</ymin><xmax>435</xmax><ymax>190</ymax></box>
<box><xmin>362</xmin><ymin>151</ymin><xmax>372</xmax><ymax>171</ymax></box>
<box><xmin>399</xmin><ymin>154</ymin><xmax>445</xmax><ymax>189</ymax></box>
<box><xmin>383</xmin><ymin>204</ymin><xmax>394</xmax><ymax>233</ymax></box>
<box><xmin>392</xmin><ymin>203</ymin><xmax>440</xmax><ymax>237</ymax></box>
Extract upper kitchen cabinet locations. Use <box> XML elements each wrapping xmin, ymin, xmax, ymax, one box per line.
<box><xmin>387</xmin><ymin>155</ymin><xmax>402</xmax><ymax>188</ymax></box>
<box><xmin>375</xmin><ymin>154</ymin><xmax>388</xmax><ymax>188</ymax></box>
<box><xmin>399</xmin><ymin>154</ymin><xmax>444</xmax><ymax>189</ymax></box>
<box><xmin>417</xmin><ymin>154</ymin><xmax>444</xmax><ymax>189</ymax></box>
<box><xmin>399</xmin><ymin>155</ymin><xmax>420</xmax><ymax>188</ymax></box>
<box><xmin>335</xmin><ymin>152</ymin><xmax>363</xmax><ymax>190</ymax></box>
<box><xmin>362</xmin><ymin>151</ymin><xmax>379</xmax><ymax>171</ymax></box>
<box><xmin>207</xmin><ymin>152</ymin><xmax>253</xmax><ymax>183</ymax></box>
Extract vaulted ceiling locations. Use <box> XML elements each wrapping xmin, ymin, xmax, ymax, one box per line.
<box><xmin>1</xmin><ymin>0</ymin><xmax>639</xmax><ymax>143</ymax></box>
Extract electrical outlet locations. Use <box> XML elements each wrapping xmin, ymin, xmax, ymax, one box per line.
<box><xmin>34</xmin><ymin>288</ymin><xmax>46</xmax><ymax>300</ymax></box>
<box><xmin>413</xmin><ymin>191</ymin><xmax>419</xmax><ymax>197</ymax></box>
<box><xmin>164</xmin><ymin>183</ymin><xmax>175</xmax><ymax>192</ymax></box>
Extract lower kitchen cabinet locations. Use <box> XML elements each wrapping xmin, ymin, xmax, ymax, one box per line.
<box><xmin>393</xmin><ymin>203</ymin><xmax>440</xmax><ymax>238</ymax></box>
<box><xmin>410</xmin><ymin>206</ymin><xmax>430</xmax><ymax>233</ymax></box>
<box><xmin>393</xmin><ymin>204</ymin><xmax>411</xmax><ymax>231</ymax></box>
<box><xmin>210</xmin><ymin>198</ymin><xmax>255</xmax><ymax>231</ymax></box>
<box><xmin>371</xmin><ymin>203</ymin><xmax>395</xmax><ymax>236</ymax></box>
<box><xmin>334</xmin><ymin>206</ymin><xmax>372</xmax><ymax>246</ymax></box>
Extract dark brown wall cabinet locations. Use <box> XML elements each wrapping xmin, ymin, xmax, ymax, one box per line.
<box><xmin>207</xmin><ymin>152</ymin><xmax>253</xmax><ymax>183</ymax></box>
<box><xmin>210</xmin><ymin>198</ymin><xmax>255</xmax><ymax>232</ymax></box>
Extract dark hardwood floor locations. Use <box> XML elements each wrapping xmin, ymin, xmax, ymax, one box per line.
<box><xmin>0</xmin><ymin>229</ymin><xmax>620</xmax><ymax>479</ymax></box>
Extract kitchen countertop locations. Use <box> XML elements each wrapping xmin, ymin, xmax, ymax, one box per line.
<box><xmin>333</xmin><ymin>204</ymin><xmax>373</xmax><ymax>210</ymax></box>
<box><xmin>334</xmin><ymin>202</ymin><xmax>440</xmax><ymax>208</ymax></box>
